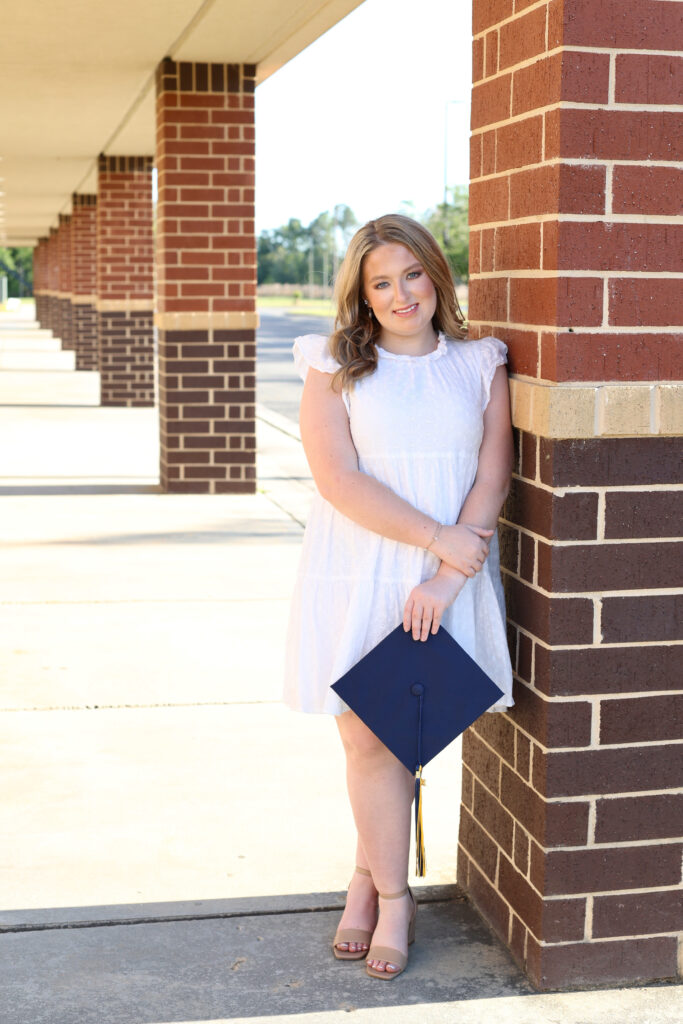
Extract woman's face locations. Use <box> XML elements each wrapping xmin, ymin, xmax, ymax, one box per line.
<box><xmin>362</xmin><ymin>243</ymin><xmax>437</xmax><ymax>344</ymax></box>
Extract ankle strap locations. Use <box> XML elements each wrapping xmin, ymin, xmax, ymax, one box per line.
<box><xmin>378</xmin><ymin>886</ymin><xmax>408</xmax><ymax>900</ymax></box>
<box><xmin>355</xmin><ymin>866</ymin><xmax>372</xmax><ymax>877</ymax></box>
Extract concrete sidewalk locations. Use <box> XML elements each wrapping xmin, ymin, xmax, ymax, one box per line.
<box><xmin>0</xmin><ymin>305</ymin><xmax>679</xmax><ymax>1023</ymax></box>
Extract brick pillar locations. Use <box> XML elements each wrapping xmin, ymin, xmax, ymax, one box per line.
<box><xmin>155</xmin><ymin>59</ymin><xmax>257</xmax><ymax>494</ymax></box>
<box><xmin>462</xmin><ymin>0</ymin><xmax>683</xmax><ymax>991</ymax></box>
<box><xmin>96</xmin><ymin>155</ymin><xmax>155</xmax><ymax>406</ymax></box>
<box><xmin>52</xmin><ymin>220</ymin><xmax>65</xmax><ymax>343</ymax></box>
<box><xmin>46</xmin><ymin>227</ymin><xmax>59</xmax><ymax>335</ymax></box>
<box><xmin>71</xmin><ymin>194</ymin><xmax>98</xmax><ymax>371</ymax></box>
<box><xmin>57</xmin><ymin>213</ymin><xmax>73</xmax><ymax>349</ymax></box>
<box><xmin>33</xmin><ymin>238</ymin><xmax>48</xmax><ymax>325</ymax></box>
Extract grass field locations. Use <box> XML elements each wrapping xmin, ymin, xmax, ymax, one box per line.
<box><xmin>257</xmin><ymin>296</ymin><xmax>336</xmax><ymax>317</ymax></box>
<box><xmin>0</xmin><ymin>296</ymin><xmax>34</xmax><ymax>312</ymax></box>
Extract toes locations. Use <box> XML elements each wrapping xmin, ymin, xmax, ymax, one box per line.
<box><xmin>337</xmin><ymin>940</ymin><xmax>369</xmax><ymax>954</ymax></box>
<box><xmin>370</xmin><ymin>960</ymin><xmax>397</xmax><ymax>973</ymax></box>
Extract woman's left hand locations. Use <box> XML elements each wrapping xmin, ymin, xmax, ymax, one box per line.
<box><xmin>403</xmin><ymin>570</ymin><xmax>468</xmax><ymax>641</ymax></box>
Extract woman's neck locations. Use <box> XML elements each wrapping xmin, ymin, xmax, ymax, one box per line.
<box><xmin>376</xmin><ymin>326</ymin><xmax>439</xmax><ymax>357</ymax></box>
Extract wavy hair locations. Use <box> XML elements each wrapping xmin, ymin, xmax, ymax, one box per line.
<box><xmin>329</xmin><ymin>214</ymin><xmax>466</xmax><ymax>390</ymax></box>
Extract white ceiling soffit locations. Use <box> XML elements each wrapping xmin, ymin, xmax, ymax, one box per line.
<box><xmin>0</xmin><ymin>0</ymin><xmax>365</xmax><ymax>245</ymax></box>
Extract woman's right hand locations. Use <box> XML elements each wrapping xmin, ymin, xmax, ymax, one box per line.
<box><xmin>430</xmin><ymin>523</ymin><xmax>494</xmax><ymax>577</ymax></box>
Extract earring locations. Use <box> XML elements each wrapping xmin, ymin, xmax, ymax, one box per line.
<box><xmin>363</xmin><ymin>299</ymin><xmax>373</xmax><ymax>318</ymax></box>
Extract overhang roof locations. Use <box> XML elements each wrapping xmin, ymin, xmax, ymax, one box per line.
<box><xmin>0</xmin><ymin>0</ymin><xmax>365</xmax><ymax>245</ymax></box>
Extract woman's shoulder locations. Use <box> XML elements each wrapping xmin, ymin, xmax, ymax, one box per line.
<box><xmin>444</xmin><ymin>335</ymin><xmax>508</xmax><ymax>364</ymax></box>
<box><xmin>292</xmin><ymin>333</ymin><xmax>340</xmax><ymax>382</ymax></box>
<box><xmin>442</xmin><ymin>336</ymin><xmax>508</xmax><ymax>411</ymax></box>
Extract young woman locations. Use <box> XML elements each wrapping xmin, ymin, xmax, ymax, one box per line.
<box><xmin>283</xmin><ymin>214</ymin><xmax>514</xmax><ymax>979</ymax></box>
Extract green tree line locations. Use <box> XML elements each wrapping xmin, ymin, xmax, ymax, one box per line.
<box><xmin>0</xmin><ymin>247</ymin><xmax>33</xmax><ymax>297</ymax></box>
<box><xmin>1</xmin><ymin>192</ymin><xmax>469</xmax><ymax>300</ymax></box>
<box><xmin>258</xmin><ymin>187</ymin><xmax>469</xmax><ymax>287</ymax></box>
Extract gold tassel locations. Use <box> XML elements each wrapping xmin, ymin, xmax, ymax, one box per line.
<box><xmin>414</xmin><ymin>766</ymin><xmax>426</xmax><ymax>877</ymax></box>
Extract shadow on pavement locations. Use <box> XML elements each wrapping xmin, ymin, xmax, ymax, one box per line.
<box><xmin>10</xmin><ymin>521</ymin><xmax>303</xmax><ymax>545</ymax></box>
<box><xmin>0</xmin><ymin>483</ymin><xmax>161</xmax><ymax>496</ymax></box>
<box><xmin>1</xmin><ymin>889</ymin><xmax>533</xmax><ymax>1024</ymax></box>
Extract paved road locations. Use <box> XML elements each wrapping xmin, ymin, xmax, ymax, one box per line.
<box><xmin>257</xmin><ymin>308</ymin><xmax>333</xmax><ymax>422</ymax></box>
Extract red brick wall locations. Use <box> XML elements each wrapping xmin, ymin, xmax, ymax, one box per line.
<box><xmin>465</xmin><ymin>0</ymin><xmax>682</xmax><ymax>990</ymax></box>
<box><xmin>41</xmin><ymin>233</ymin><xmax>51</xmax><ymax>330</ymax></box>
<box><xmin>96</xmin><ymin>155</ymin><xmax>155</xmax><ymax>405</ymax></box>
<box><xmin>46</xmin><ymin>228</ymin><xmax>60</xmax><ymax>335</ymax></box>
<box><xmin>155</xmin><ymin>59</ymin><xmax>257</xmax><ymax>493</ymax></box>
<box><xmin>33</xmin><ymin>238</ymin><xmax>49</xmax><ymax>327</ymax></box>
<box><xmin>57</xmin><ymin>214</ymin><xmax>73</xmax><ymax>350</ymax></box>
<box><xmin>71</xmin><ymin>194</ymin><xmax>98</xmax><ymax>371</ymax></box>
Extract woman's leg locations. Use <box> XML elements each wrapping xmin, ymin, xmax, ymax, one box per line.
<box><xmin>333</xmin><ymin>835</ymin><xmax>377</xmax><ymax>954</ymax></box>
<box><xmin>336</xmin><ymin>710</ymin><xmax>415</xmax><ymax>972</ymax></box>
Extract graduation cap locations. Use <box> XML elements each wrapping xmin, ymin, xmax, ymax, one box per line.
<box><xmin>331</xmin><ymin>624</ymin><xmax>504</xmax><ymax>877</ymax></box>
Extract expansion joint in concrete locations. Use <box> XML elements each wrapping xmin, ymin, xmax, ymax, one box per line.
<box><xmin>1</xmin><ymin>891</ymin><xmax>464</xmax><ymax>935</ymax></box>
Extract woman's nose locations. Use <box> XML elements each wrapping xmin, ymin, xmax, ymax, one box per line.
<box><xmin>394</xmin><ymin>279</ymin><xmax>408</xmax><ymax>303</ymax></box>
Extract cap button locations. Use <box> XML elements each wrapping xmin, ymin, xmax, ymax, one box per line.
<box><xmin>410</xmin><ymin>683</ymin><xmax>424</xmax><ymax>696</ymax></box>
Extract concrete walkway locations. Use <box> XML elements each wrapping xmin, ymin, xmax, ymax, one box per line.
<box><xmin>0</xmin><ymin>304</ymin><xmax>679</xmax><ymax>1023</ymax></box>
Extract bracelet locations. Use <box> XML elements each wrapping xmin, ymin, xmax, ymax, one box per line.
<box><xmin>426</xmin><ymin>522</ymin><xmax>443</xmax><ymax>551</ymax></box>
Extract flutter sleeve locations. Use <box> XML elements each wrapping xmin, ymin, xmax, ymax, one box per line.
<box><xmin>479</xmin><ymin>336</ymin><xmax>508</xmax><ymax>412</ymax></box>
<box><xmin>292</xmin><ymin>333</ymin><xmax>340</xmax><ymax>382</ymax></box>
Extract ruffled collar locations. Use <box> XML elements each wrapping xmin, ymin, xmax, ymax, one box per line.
<box><xmin>376</xmin><ymin>332</ymin><xmax>448</xmax><ymax>362</ymax></box>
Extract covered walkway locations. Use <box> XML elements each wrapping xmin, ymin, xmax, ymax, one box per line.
<box><xmin>2</xmin><ymin>0</ymin><xmax>682</xmax><ymax>994</ymax></box>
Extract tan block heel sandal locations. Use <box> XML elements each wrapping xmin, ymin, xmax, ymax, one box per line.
<box><xmin>366</xmin><ymin>886</ymin><xmax>416</xmax><ymax>979</ymax></box>
<box><xmin>332</xmin><ymin>866</ymin><xmax>377</xmax><ymax>961</ymax></box>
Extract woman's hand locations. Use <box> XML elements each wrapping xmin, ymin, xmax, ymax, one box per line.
<box><xmin>430</xmin><ymin>523</ymin><xmax>494</xmax><ymax>577</ymax></box>
<box><xmin>403</xmin><ymin>568</ymin><xmax>468</xmax><ymax>641</ymax></box>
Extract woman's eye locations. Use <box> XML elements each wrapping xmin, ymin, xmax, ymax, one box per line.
<box><xmin>407</xmin><ymin>271</ymin><xmax>421</xmax><ymax>279</ymax></box>
<box><xmin>374</xmin><ymin>281</ymin><xmax>388</xmax><ymax>289</ymax></box>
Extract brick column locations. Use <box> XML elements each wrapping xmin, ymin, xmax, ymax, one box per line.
<box><xmin>46</xmin><ymin>227</ymin><xmax>59</xmax><ymax>335</ymax></box>
<box><xmin>71</xmin><ymin>194</ymin><xmax>98</xmax><ymax>370</ymax></box>
<box><xmin>50</xmin><ymin>227</ymin><xmax>61</xmax><ymax>340</ymax></box>
<box><xmin>57</xmin><ymin>213</ymin><xmax>73</xmax><ymax>349</ymax></box>
<box><xmin>96</xmin><ymin>155</ymin><xmax>155</xmax><ymax>406</ymax></box>
<box><xmin>463</xmin><ymin>0</ymin><xmax>682</xmax><ymax>991</ymax></box>
<box><xmin>155</xmin><ymin>59</ymin><xmax>257</xmax><ymax>493</ymax></box>
<box><xmin>33</xmin><ymin>238</ymin><xmax>48</xmax><ymax>326</ymax></box>
<box><xmin>53</xmin><ymin>219</ymin><xmax>65</xmax><ymax>343</ymax></box>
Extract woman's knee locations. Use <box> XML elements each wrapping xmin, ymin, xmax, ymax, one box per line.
<box><xmin>337</xmin><ymin>711</ymin><xmax>389</xmax><ymax>761</ymax></box>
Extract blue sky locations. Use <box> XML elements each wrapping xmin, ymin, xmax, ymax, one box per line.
<box><xmin>255</xmin><ymin>0</ymin><xmax>472</xmax><ymax>232</ymax></box>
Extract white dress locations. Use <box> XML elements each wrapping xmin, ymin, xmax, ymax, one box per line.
<box><xmin>283</xmin><ymin>332</ymin><xmax>514</xmax><ymax>716</ymax></box>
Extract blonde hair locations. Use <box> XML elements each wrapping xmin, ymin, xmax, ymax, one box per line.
<box><xmin>330</xmin><ymin>214</ymin><xmax>466</xmax><ymax>390</ymax></box>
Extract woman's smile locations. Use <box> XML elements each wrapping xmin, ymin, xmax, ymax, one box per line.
<box><xmin>362</xmin><ymin>242</ymin><xmax>438</xmax><ymax>355</ymax></box>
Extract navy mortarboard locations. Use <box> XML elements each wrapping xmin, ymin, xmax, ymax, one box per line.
<box><xmin>332</xmin><ymin>624</ymin><xmax>504</xmax><ymax>876</ymax></box>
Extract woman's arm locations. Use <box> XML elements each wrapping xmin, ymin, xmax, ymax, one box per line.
<box><xmin>404</xmin><ymin>365</ymin><xmax>514</xmax><ymax>639</ymax></box>
<box><xmin>299</xmin><ymin>368</ymin><xmax>492</xmax><ymax>577</ymax></box>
